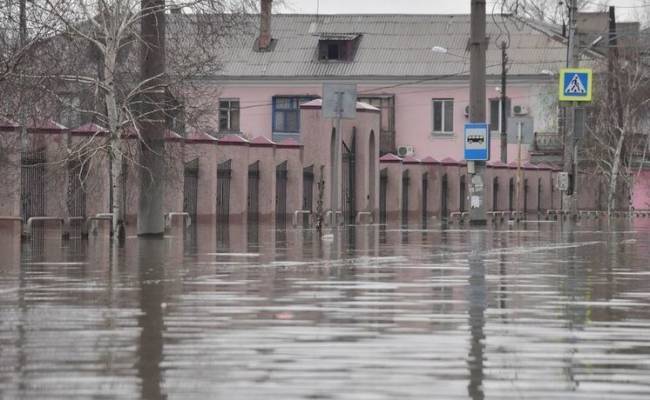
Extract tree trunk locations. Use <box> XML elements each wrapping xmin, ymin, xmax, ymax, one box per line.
<box><xmin>607</xmin><ymin>129</ymin><xmax>626</xmax><ymax>215</ymax></box>
<box><xmin>138</xmin><ymin>0</ymin><xmax>166</xmax><ymax>236</ymax></box>
<box><xmin>104</xmin><ymin>45</ymin><xmax>124</xmax><ymax>239</ymax></box>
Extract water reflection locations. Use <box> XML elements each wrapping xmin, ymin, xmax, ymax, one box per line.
<box><xmin>136</xmin><ymin>238</ymin><xmax>165</xmax><ymax>400</ymax></box>
<box><xmin>467</xmin><ymin>231</ymin><xmax>486</xmax><ymax>400</ymax></box>
<box><xmin>0</xmin><ymin>220</ymin><xmax>649</xmax><ymax>398</ymax></box>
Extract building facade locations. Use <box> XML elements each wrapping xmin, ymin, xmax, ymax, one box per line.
<box><xmin>190</xmin><ymin>13</ymin><xmax>568</xmax><ymax>163</ymax></box>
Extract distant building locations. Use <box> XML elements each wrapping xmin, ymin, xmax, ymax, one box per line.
<box><xmin>194</xmin><ymin>12</ymin><xmax>574</xmax><ymax>162</ymax></box>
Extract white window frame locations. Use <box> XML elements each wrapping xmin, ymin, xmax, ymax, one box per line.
<box><xmin>432</xmin><ymin>98</ymin><xmax>454</xmax><ymax>135</ymax></box>
<box><xmin>218</xmin><ymin>98</ymin><xmax>240</xmax><ymax>132</ymax></box>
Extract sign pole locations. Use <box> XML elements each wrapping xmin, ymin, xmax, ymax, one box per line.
<box><xmin>331</xmin><ymin>91</ymin><xmax>343</xmax><ymax>225</ymax></box>
<box><xmin>322</xmin><ymin>83</ymin><xmax>356</xmax><ymax>226</ymax></box>
<box><xmin>468</xmin><ymin>0</ymin><xmax>487</xmax><ymax>226</ymax></box>
<box><xmin>516</xmin><ymin>121</ymin><xmax>523</xmax><ymax>216</ymax></box>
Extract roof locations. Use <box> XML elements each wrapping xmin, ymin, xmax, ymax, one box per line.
<box><xmin>204</xmin><ymin>14</ymin><xmax>573</xmax><ymax>80</ymax></box>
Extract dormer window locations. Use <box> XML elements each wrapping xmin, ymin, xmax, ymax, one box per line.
<box><xmin>327</xmin><ymin>42</ymin><xmax>340</xmax><ymax>60</ymax></box>
<box><xmin>317</xmin><ymin>33</ymin><xmax>361</xmax><ymax>62</ymax></box>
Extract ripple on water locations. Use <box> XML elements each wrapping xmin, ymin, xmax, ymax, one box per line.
<box><xmin>1</xmin><ymin>222</ymin><xmax>650</xmax><ymax>399</ymax></box>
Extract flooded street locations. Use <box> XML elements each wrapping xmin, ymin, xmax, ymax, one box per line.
<box><xmin>1</xmin><ymin>219</ymin><xmax>650</xmax><ymax>399</ymax></box>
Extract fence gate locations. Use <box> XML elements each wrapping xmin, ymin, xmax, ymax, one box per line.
<box><xmin>248</xmin><ymin>161</ymin><xmax>260</xmax><ymax>226</ymax></box>
<box><xmin>493</xmin><ymin>177</ymin><xmax>499</xmax><ymax>211</ymax></box>
<box><xmin>183</xmin><ymin>158</ymin><xmax>199</xmax><ymax>221</ymax></box>
<box><xmin>459</xmin><ymin>175</ymin><xmax>466</xmax><ymax>213</ymax></box>
<box><xmin>422</xmin><ymin>173</ymin><xmax>428</xmax><ymax>226</ymax></box>
<box><xmin>217</xmin><ymin>159</ymin><xmax>232</xmax><ymax>225</ymax></box>
<box><xmin>508</xmin><ymin>178</ymin><xmax>515</xmax><ymax>212</ymax></box>
<box><xmin>342</xmin><ymin>133</ymin><xmax>356</xmax><ymax>224</ymax></box>
<box><xmin>21</xmin><ymin>150</ymin><xmax>46</xmax><ymax>222</ymax></box>
<box><xmin>401</xmin><ymin>169</ymin><xmax>409</xmax><ymax>225</ymax></box>
<box><xmin>537</xmin><ymin>178</ymin><xmax>542</xmax><ymax>212</ymax></box>
<box><xmin>275</xmin><ymin>161</ymin><xmax>288</xmax><ymax>227</ymax></box>
<box><xmin>441</xmin><ymin>174</ymin><xmax>449</xmax><ymax>219</ymax></box>
<box><xmin>302</xmin><ymin>165</ymin><xmax>314</xmax><ymax>226</ymax></box>
<box><xmin>379</xmin><ymin>168</ymin><xmax>388</xmax><ymax>224</ymax></box>
<box><xmin>524</xmin><ymin>178</ymin><xmax>529</xmax><ymax>214</ymax></box>
<box><xmin>67</xmin><ymin>159</ymin><xmax>87</xmax><ymax>218</ymax></box>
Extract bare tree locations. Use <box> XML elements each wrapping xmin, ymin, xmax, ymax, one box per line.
<box><xmin>502</xmin><ymin>0</ymin><xmax>604</xmax><ymax>25</ymax></box>
<box><xmin>4</xmin><ymin>0</ymin><xmax>256</xmax><ymax>238</ymax></box>
<box><xmin>583</xmin><ymin>55</ymin><xmax>650</xmax><ymax>213</ymax></box>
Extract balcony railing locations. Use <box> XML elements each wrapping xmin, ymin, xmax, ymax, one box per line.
<box><xmin>534</xmin><ymin>132</ymin><xmax>563</xmax><ymax>153</ymax></box>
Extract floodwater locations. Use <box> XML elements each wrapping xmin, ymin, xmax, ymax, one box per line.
<box><xmin>1</xmin><ymin>219</ymin><xmax>650</xmax><ymax>399</ymax></box>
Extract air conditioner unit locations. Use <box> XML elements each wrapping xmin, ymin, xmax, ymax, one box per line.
<box><xmin>464</xmin><ymin>105</ymin><xmax>470</xmax><ymax>117</ymax></box>
<box><xmin>513</xmin><ymin>105</ymin><xmax>529</xmax><ymax>116</ymax></box>
<box><xmin>397</xmin><ymin>145</ymin><xmax>415</xmax><ymax>157</ymax></box>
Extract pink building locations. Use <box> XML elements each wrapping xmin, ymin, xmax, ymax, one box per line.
<box><xmin>193</xmin><ymin>13</ymin><xmax>567</xmax><ymax>163</ymax></box>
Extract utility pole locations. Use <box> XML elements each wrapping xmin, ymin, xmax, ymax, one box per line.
<box><xmin>500</xmin><ymin>41</ymin><xmax>508</xmax><ymax>163</ymax></box>
<box><xmin>562</xmin><ymin>0</ymin><xmax>578</xmax><ymax>214</ymax></box>
<box><xmin>138</xmin><ymin>0</ymin><xmax>166</xmax><ymax>236</ymax></box>
<box><xmin>19</xmin><ymin>0</ymin><xmax>27</xmax><ymax>152</ymax></box>
<box><xmin>469</xmin><ymin>0</ymin><xmax>487</xmax><ymax>225</ymax></box>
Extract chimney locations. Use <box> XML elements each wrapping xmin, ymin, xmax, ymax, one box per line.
<box><xmin>258</xmin><ymin>0</ymin><xmax>273</xmax><ymax>51</ymax></box>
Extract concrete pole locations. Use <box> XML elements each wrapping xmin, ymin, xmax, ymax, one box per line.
<box><xmin>500</xmin><ymin>41</ymin><xmax>508</xmax><ymax>164</ymax></box>
<box><xmin>469</xmin><ymin>0</ymin><xmax>487</xmax><ymax>225</ymax></box>
<box><xmin>331</xmin><ymin>92</ymin><xmax>343</xmax><ymax>225</ymax></box>
<box><xmin>562</xmin><ymin>0</ymin><xmax>578</xmax><ymax>214</ymax></box>
<box><xmin>138</xmin><ymin>0</ymin><xmax>166</xmax><ymax>236</ymax></box>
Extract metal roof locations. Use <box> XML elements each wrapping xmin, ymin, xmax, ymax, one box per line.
<box><xmin>194</xmin><ymin>14</ymin><xmax>575</xmax><ymax>79</ymax></box>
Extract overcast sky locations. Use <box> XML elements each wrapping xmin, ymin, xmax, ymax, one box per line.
<box><xmin>278</xmin><ymin>0</ymin><xmax>649</xmax><ymax>22</ymax></box>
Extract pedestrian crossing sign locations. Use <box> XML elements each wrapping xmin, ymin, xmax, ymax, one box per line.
<box><xmin>558</xmin><ymin>68</ymin><xmax>592</xmax><ymax>102</ymax></box>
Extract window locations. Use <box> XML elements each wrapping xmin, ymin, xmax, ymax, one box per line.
<box><xmin>219</xmin><ymin>99</ymin><xmax>240</xmax><ymax>132</ymax></box>
<box><xmin>59</xmin><ymin>94</ymin><xmax>81</xmax><ymax>128</ymax></box>
<box><xmin>319</xmin><ymin>40</ymin><xmax>347</xmax><ymax>61</ymax></box>
<box><xmin>317</xmin><ymin>34</ymin><xmax>360</xmax><ymax>62</ymax></box>
<box><xmin>272</xmin><ymin>96</ymin><xmax>316</xmax><ymax>139</ymax></box>
<box><xmin>432</xmin><ymin>99</ymin><xmax>454</xmax><ymax>134</ymax></box>
<box><xmin>489</xmin><ymin>97</ymin><xmax>511</xmax><ymax>132</ymax></box>
<box><xmin>358</xmin><ymin>95</ymin><xmax>395</xmax><ymax>154</ymax></box>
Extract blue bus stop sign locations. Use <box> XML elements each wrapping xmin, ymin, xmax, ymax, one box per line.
<box><xmin>464</xmin><ymin>123</ymin><xmax>490</xmax><ymax>161</ymax></box>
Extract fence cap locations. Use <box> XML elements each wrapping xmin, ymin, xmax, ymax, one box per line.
<box><xmin>122</xmin><ymin>126</ymin><xmax>183</xmax><ymax>141</ymax></box>
<box><xmin>218</xmin><ymin>133</ymin><xmax>249</xmax><ymax>146</ymax></box>
<box><xmin>276</xmin><ymin>137</ymin><xmax>302</xmax><ymax>148</ymax></box>
<box><xmin>535</xmin><ymin>162</ymin><xmax>554</xmax><ymax>171</ymax></box>
<box><xmin>185</xmin><ymin>129</ymin><xmax>217</xmax><ymax>144</ymax></box>
<box><xmin>27</xmin><ymin>119</ymin><xmax>68</xmax><ymax>133</ymax></box>
<box><xmin>0</xmin><ymin>117</ymin><xmax>19</xmax><ymax>131</ymax></box>
<box><xmin>487</xmin><ymin>160</ymin><xmax>508</xmax><ymax>169</ymax></box>
<box><xmin>523</xmin><ymin>162</ymin><xmax>539</xmax><ymax>170</ymax></box>
<box><xmin>402</xmin><ymin>155</ymin><xmax>421</xmax><ymax>164</ymax></box>
<box><xmin>250</xmin><ymin>136</ymin><xmax>276</xmax><ymax>147</ymax></box>
<box><xmin>70</xmin><ymin>123</ymin><xmax>108</xmax><ymax>136</ymax></box>
<box><xmin>164</xmin><ymin>129</ymin><xmax>184</xmax><ymax>142</ymax></box>
<box><xmin>420</xmin><ymin>156</ymin><xmax>439</xmax><ymax>165</ymax></box>
<box><xmin>379</xmin><ymin>153</ymin><xmax>402</xmax><ymax>163</ymax></box>
<box><xmin>440</xmin><ymin>157</ymin><xmax>459</xmax><ymax>166</ymax></box>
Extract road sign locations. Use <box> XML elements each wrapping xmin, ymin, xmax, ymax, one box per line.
<box><xmin>464</xmin><ymin>123</ymin><xmax>490</xmax><ymax>161</ymax></box>
<box><xmin>322</xmin><ymin>83</ymin><xmax>357</xmax><ymax>119</ymax></box>
<box><xmin>558</xmin><ymin>68</ymin><xmax>592</xmax><ymax>102</ymax></box>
